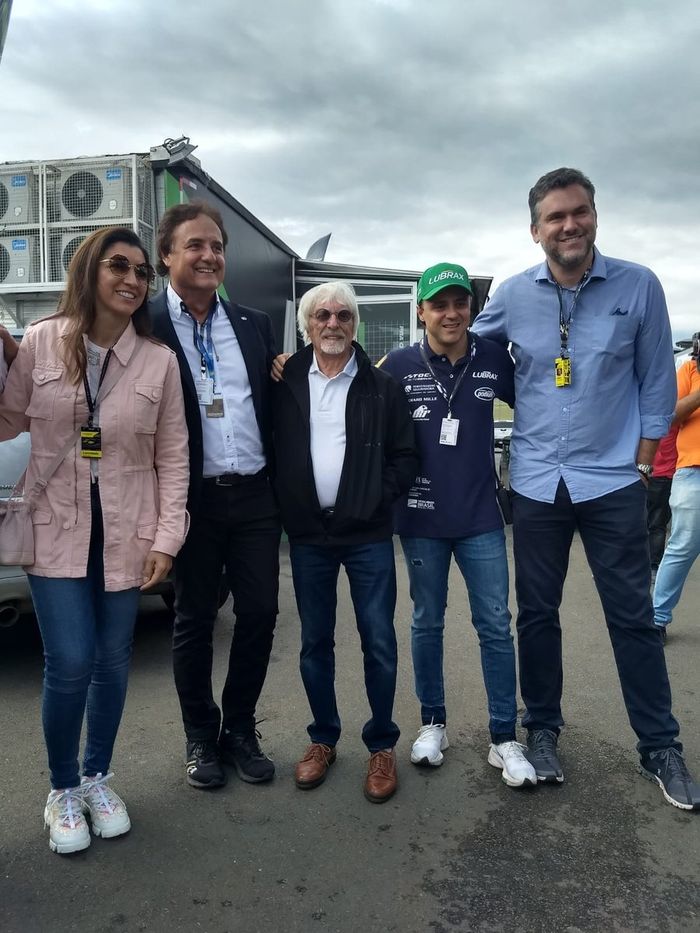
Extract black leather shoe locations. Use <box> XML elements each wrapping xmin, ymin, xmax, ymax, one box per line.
<box><xmin>525</xmin><ymin>729</ymin><xmax>564</xmax><ymax>783</ymax></box>
<box><xmin>219</xmin><ymin>729</ymin><xmax>275</xmax><ymax>783</ymax></box>
<box><xmin>186</xmin><ymin>740</ymin><xmax>227</xmax><ymax>789</ymax></box>
<box><xmin>640</xmin><ymin>747</ymin><xmax>700</xmax><ymax>810</ymax></box>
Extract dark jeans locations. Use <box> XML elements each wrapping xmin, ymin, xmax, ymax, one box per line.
<box><xmin>512</xmin><ymin>478</ymin><xmax>681</xmax><ymax>755</ymax></box>
<box><xmin>289</xmin><ymin>539</ymin><xmax>400</xmax><ymax>752</ymax></box>
<box><xmin>172</xmin><ymin>475</ymin><xmax>281</xmax><ymax>741</ymax></box>
<box><xmin>28</xmin><ymin>483</ymin><xmax>140</xmax><ymax>789</ymax></box>
<box><xmin>646</xmin><ymin>475</ymin><xmax>673</xmax><ymax>570</ymax></box>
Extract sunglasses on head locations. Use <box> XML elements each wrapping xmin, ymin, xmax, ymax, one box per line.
<box><xmin>99</xmin><ymin>255</ymin><xmax>156</xmax><ymax>284</ymax></box>
<box><xmin>312</xmin><ymin>308</ymin><xmax>353</xmax><ymax>323</ymax></box>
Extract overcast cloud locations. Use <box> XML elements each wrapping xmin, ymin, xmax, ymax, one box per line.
<box><xmin>2</xmin><ymin>0</ymin><xmax>699</xmax><ymax>338</ymax></box>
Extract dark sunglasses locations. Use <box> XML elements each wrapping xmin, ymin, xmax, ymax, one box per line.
<box><xmin>99</xmin><ymin>255</ymin><xmax>156</xmax><ymax>284</ymax></box>
<box><xmin>312</xmin><ymin>308</ymin><xmax>354</xmax><ymax>323</ymax></box>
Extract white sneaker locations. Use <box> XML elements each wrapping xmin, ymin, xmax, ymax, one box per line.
<box><xmin>80</xmin><ymin>773</ymin><xmax>131</xmax><ymax>838</ymax></box>
<box><xmin>488</xmin><ymin>741</ymin><xmax>538</xmax><ymax>788</ymax></box>
<box><xmin>410</xmin><ymin>722</ymin><xmax>449</xmax><ymax>767</ymax></box>
<box><xmin>44</xmin><ymin>788</ymin><xmax>91</xmax><ymax>854</ymax></box>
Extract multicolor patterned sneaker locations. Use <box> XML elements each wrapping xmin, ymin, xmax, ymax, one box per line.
<box><xmin>44</xmin><ymin>788</ymin><xmax>91</xmax><ymax>854</ymax></box>
<box><xmin>80</xmin><ymin>773</ymin><xmax>131</xmax><ymax>838</ymax></box>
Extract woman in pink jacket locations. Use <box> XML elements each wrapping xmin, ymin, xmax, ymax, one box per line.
<box><xmin>0</xmin><ymin>228</ymin><xmax>190</xmax><ymax>855</ymax></box>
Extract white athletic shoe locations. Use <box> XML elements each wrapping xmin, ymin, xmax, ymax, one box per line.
<box><xmin>80</xmin><ymin>773</ymin><xmax>131</xmax><ymax>838</ymax></box>
<box><xmin>488</xmin><ymin>741</ymin><xmax>538</xmax><ymax>788</ymax></box>
<box><xmin>44</xmin><ymin>788</ymin><xmax>91</xmax><ymax>854</ymax></box>
<box><xmin>410</xmin><ymin>722</ymin><xmax>449</xmax><ymax>767</ymax></box>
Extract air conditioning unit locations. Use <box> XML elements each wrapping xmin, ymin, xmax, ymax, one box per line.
<box><xmin>59</xmin><ymin>232</ymin><xmax>88</xmax><ymax>277</ymax></box>
<box><xmin>0</xmin><ymin>236</ymin><xmax>38</xmax><ymax>285</ymax></box>
<box><xmin>59</xmin><ymin>165</ymin><xmax>133</xmax><ymax>221</ymax></box>
<box><xmin>0</xmin><ymin>171</ymin><xmax>38</xmax><ymax>224</ymax></box>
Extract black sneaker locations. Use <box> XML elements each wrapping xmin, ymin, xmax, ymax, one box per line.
<box><xmin>639</xmin><ymin>747</ymin><xmax>700</xmax><ymax>810</ymax></box>
<box><xmin>525</xmin><ymin>729</ymin><xmax>564</xmax><ymax>783</ymax></box>
<box><xmin>219</xmin><ymin>728</ymin><xmax>275</xmax><ymax>784</ymax></box>
<box><xmin>185</xmin><ymin>740</ymin><xmax>227</xmax><ymax>789</ymax></box>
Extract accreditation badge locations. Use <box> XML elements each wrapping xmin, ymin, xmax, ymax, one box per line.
<box><xmin>80</xmin><ymin>425</ymin><xmax>102</xmax><ymax>458</ymax></box>
<box><xmin>439</xmin><ymin>417</ymin><xmax>459</xmax><ymax>446</ymax></box>
<box><xmin>554</xmin><ymin>356</ymin><xmax>572</xmax><ymax>387</ymax></box>
<box><xmin>205</xmin><ymin>396</ymin><xmax>225</xmax><ymax>418</ymax></box>
<box><xmin>196</xmin><ymin>376</ymin><xmax>214</xmax><ymax>406</ymax></box>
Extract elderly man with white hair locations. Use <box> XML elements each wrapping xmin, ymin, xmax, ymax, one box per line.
<box><xmin>272</xmin><ymin>281</ymin><xmax>417</xmax><ymax>803</ymax></box>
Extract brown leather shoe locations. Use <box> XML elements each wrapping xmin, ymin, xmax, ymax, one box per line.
<box><xmin>364</xmin><ymin>748</ymin><xmax>397</xmax><ymax>803</ymax></box>
<box><xmin>295</xmin><ymin>743</ymin><xmax>337</xmax><ymax>789</ymax></box>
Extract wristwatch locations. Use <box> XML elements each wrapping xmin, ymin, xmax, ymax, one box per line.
<box><xmin>637</xmin><ymin>463</ymin><xmax>653</xmax><ymax>477</ymax></box>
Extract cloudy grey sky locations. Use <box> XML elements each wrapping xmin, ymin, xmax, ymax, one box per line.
<box><xmin>2</xmin><ymin>0</ymin><xmax>699</xmax><ymax>338</ymax></box>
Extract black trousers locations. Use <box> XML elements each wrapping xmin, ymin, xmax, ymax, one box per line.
<box><xmin>646</xmin><ymin>475</ymin><xmax>673</xmax><ymax>570</ymax></box>
<box><xmin>172</xmin><ymin>475</ymin><xmax>281</xmax><ymax>741</ymax></box>
<box><xmin>512</xmin><ymin>478</ymin><xmax>680</xmax><ymax>755</ymax></box>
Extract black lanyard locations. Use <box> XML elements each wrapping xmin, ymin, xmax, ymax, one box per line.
<box><xmin>556</xmin><ymin>271</ymin><xmax>589</xmax><ymax>357</ymax></box>
<box><xmin>82</xmin><ymin>348</ymin><xmax>113</xmax><ymax>427</ymax></box>
<box><xmin>419</xmin><ymin>337</ymin><xmax>472</xmax><ymax>418</ymax></box>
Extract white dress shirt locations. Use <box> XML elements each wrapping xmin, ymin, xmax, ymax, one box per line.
<box><xmin>308</xmin><ymin>350</ymin><xmax>358</xmax><ymax>508</ymax></box>
<box><xmin>167</xmin><ymin>285</ymin><xmax>265</xmax><ymax>477</ymax></box>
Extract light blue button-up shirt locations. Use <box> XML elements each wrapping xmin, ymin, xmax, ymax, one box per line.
<box><xmin>471</xmin><ymin>249</ymin><xmax>677</xmax><ymax>503</ymax></box>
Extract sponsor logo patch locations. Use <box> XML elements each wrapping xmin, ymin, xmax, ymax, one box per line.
<box><xmin>474</xmin><ymin>386</ymin><xmax>495</xmax><ymax>401</ymax></box>
<box><xmin>412</xmin><ymin>405</ymin><xmax>431</xmax><ymax>420</ymax></box>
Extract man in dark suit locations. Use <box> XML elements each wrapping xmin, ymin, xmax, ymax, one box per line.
<box><xmin>150</xmin><ymin>202</ymin><xmax>280</xmax><ymax>789</ymax></box>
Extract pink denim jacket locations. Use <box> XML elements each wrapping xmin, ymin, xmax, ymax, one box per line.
<box><xmin>0</xmin><ymin>316</ymin><xmax>190</xmax><ymax>590</ymax></box>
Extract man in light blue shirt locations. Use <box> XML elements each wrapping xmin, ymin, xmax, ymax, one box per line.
<box><xmin>472</xmin><ymin>167</ymin><xmax>699</xmax><ymax>810</ymax></box>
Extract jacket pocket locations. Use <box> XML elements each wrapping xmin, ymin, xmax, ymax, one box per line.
<box><xmin>25</xmin><ymin>368</ymin><xmax>63</xmax><ymax>420</ymax></box>
<box><xmin>134</xmin><ymin>384</ymin><xmax>162</xmax><ymax>434</ymax></box>
<box><xmin>30</xmin><ymin>509</ymin><xmax>53</xmax><ymax>525</ymax></box>
<box><xmin>137</xmin><ymin>521</ymin><xmax>157</xmax><ymax>543</ymax></box>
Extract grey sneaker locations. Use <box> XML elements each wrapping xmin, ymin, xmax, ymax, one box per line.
<box><xmin>186</xmin><ymin>739</ymin><xmax>227</xmax><ymax>789</ymax></box>
<box><xmin>219</xmin><ymin>728</ymin><xmax>275</xmax><ymax>783</ymax></box>
<box><xmin>639</xmin><ymin>748</ymin><xmax>700</xmax><ymax>810</ymax></box>
<box><xmin>525</xmin><ymin>729</ymin><xmax>564</xmax><ymax>783</ymax></box>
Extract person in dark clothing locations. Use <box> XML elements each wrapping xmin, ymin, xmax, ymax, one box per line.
<box><xmin>272</xmin><ymin>280</ymin><xmax>417</xmax><ymax>804</ymax></box>
<box><xmin>150</xmin><ymin>201</ymin><xmax>281</xmax><ymax>791</ymax></box>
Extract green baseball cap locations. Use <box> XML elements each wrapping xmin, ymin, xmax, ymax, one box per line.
<box><xmin>417</xmin><ymin>262</ymin><xmax>473</xmax><ymax>303</ymax></box>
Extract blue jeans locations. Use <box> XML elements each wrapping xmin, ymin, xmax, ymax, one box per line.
<box><xmin>653</xmin><ymin>467</ymin><xmax>700</xmax><ymax>627</ymax></box>
<box><xmin>289</xmin><ymin>540</ymin><xmax>400</xmax><ymax>752</ymax></box>
<box><xmin>28</xmin><ymin>485</ymin><xmax>140</xmax><ymax>789</ymax></box>
<box><xmin>400</xmin><ymin>531</ymin><xmax>517</xmax><ymax>743</ymax></box>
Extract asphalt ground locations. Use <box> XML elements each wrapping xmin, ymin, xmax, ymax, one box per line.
<box><xmin>1</xmin><ymin>532</ymin><xmax>698</xmax><ymax>933</ymax></box>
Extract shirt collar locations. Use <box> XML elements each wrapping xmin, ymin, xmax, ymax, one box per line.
<box><xmin>534</xmin><ymin>246</ymin><xmax>607</xmax><ymax>285</ymax></box>
<box><xmin>310</xmin><ymin>348</ymin><xmax>358</xmax><ymax>378</ymax></box>
<box><xmin>422</xmin><ymin>334</ymin><xmax>472</xmax><ymax>365</ymax></box>
<box><xmin>167</xmin><ymin>283</ymin><xmax>222</xmax><ymax>320</ymax></box>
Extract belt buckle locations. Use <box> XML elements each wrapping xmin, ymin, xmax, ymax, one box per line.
<box><xmin>214</xmin><ymin>474</ymin><xmax>234</xmax><ymax>486</ymax></box>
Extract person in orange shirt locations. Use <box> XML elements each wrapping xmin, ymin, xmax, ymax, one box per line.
<box><xmin>646</xmin><ymin>425</ymin><xmax>678</xmax><ymax>585</ymax></box>
<box><xmin>653</xmin><ymin>333</ymin><xmax>700</xmax><ymax>637</ymax></box>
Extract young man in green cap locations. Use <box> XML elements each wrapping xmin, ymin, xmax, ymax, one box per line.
<box><xmin>378</xmin><ymin>263</ymin><xmax>536</xmax><ymax>787</ymax></box>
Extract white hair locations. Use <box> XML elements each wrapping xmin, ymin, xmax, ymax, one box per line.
<box><xmin>297</xmin><ymin>280</ymin><xmax>360</xmax><ymax>344</ymax></box>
